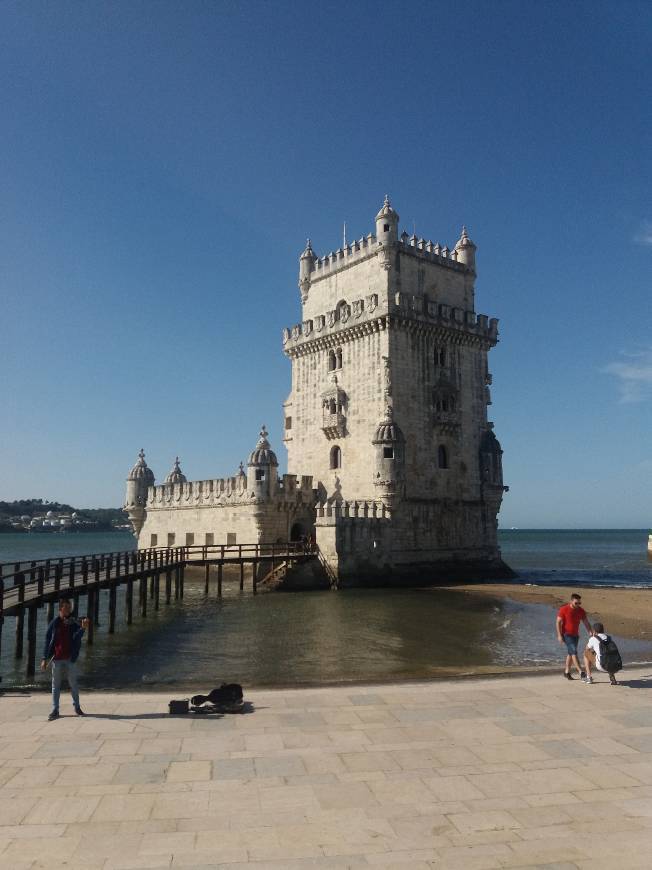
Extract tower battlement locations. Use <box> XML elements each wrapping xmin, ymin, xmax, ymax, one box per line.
<box><xmin>283</xmin><ymin>291</ymin><xmax>498</xmax><ymax>354</ymax></box>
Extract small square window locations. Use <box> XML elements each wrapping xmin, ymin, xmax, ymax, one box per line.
<box><xmin>383</xmin><ymin>446</ymin><xmax>394</xmax><ymax>459</ymax></box>
<box><xmin>285</xmin><ymin>416</ymin><xmax>292</xmax><ymax>429</ymax></box>
<box><xmin>167</xmin><ymin>532</ymin><xmax>175</xmax><ymax>546</ymax></box>
<box><xmin>186</xmin><ymin>533</ymin><xmax>195</xmax><ymax>546</ymax></box>
<box><xmin>205</xmin><ymin>533</ymin><xmax>214</xmax><ymax>546</ymax></box>
<box><xmin>383</xmin><ymin>224</ymin><xmax>389</xmax><ymax>232</ymax></box>
<box><xmin>150</xmin><ymin>534</ymin><xmax>158</xmax><ymax>547</ymax></box>
<box><xmin>227</xmin><ymin>532</ymin><xmax>236</xmax><ymax>546</ymax></box>
<box><xmin>255</xmin><ymin>469</ymin><xmax>265</xmax><ymax>481</ymax></box>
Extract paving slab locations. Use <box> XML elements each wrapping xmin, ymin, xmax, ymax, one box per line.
<box><xmin>2</xmin><ymin>666</ymin><xmax>652</xmax><ymax>867</ymax></box>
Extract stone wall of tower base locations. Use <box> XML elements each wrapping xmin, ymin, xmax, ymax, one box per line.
<box><xmin>315</xmin><ymin>498</ymin><xmax>514</xmax><ymax>586</ymax></box>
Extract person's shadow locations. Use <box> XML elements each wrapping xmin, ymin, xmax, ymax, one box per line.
<box><xmin>614</xmin><ymin>676</ymin><xmax>652</xmax><ymax>689</ymax></box>
<box><xmin>79</xmin><ymin>701</ymin><xmax>257</xmax><ymax>720</ymax></box>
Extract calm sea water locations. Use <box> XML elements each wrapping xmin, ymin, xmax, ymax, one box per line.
<box><xmin>1</xmin><ymin>529</ymin><xmax>651</xmax><ymax>691</ymax></box>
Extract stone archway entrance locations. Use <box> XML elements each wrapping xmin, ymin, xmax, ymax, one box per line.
<box><xmin>290</xmin><ymin>522</ymin><xmax>307</xmax><ymax>542</ymax></box>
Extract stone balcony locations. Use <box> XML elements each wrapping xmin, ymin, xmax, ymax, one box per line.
<box><xmin>322</xmin><ymin>412</ymin><xmax>346</xmax><ymax>439</ymax></box>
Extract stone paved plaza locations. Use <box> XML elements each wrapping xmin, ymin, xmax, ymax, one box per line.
<box><xmin>2</xmin><ymin>668</ymin><xmax>652</xmax><ymax>869</ymax></box>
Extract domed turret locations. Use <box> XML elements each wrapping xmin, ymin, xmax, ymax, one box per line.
<box><xmin>454</xmin><ymin>225</ymin><xmax>477</xmax><ymax>272</ymax></box>
<box><xmin>164</xmin><ymin>456</ymin><xmax>187</xmax><ymax>485</ymax></box>
<box><xmin>479</xmin><ymin>427</ymin><xmax>504</xmax><ymax>489</ymax></box>
<box><xmin>299</xmin><ymin>239</ymin><xmax>316</xmax><ymax>302</ymax></box>
<box><xmin>124</xmin><ymin>449</ymin><xmax>155</xmax><ymax>537</ymax></box>
<box><xmin>246</xmin><ymin>425</ymin><xmax>279</xmax><ymax>498</ymax></box>
<box><xmin>375</xmin><ymin>195</ymin><xmax>399</xmax><ymax>248</ymax></box>
<box><xmin>372</xmin><ymin>406</ymin><xmax>405</xmax><ymax>507</ymax></box>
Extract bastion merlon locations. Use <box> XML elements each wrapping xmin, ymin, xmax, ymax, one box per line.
<box><xmin>124</xmin><ymin>197</ymin><xmax>511</xmax><ymax>583</ymax></box>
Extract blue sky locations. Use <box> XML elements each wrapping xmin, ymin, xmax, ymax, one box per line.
<box><xmin>1</xmin><ymin>0</ymin><xmax>650</xmax><ymax>527</ymax></box>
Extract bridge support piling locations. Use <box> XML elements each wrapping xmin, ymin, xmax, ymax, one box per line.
<box><xmin>154</xmin><ymin>572</ymin><xmax>160</xmax><ymax>611</ymax></box>
<box><xmin>140</xmin><ymin>576</ymin><xmax>147</xmax><ymax>618</ymax></box>
<box><xmin>46</xmin><ymin>601</ymin><xmax>54</xmax><ymax>621</ymax></box>
<box><xmin>93</xmin><ymin>561</ymin><xmax>100</xmax><ymax>626</ymax></box>
<box><xmin>126</xmin><ymin>580</ymin><xmax>133</xmax><ymax>625</ymax></box>
<box><xmin>165</xmin><ymin>570</ymin><xmax>171</xmax><ymax>605</ymax></box>
<box><xmin>204</xmin><ymin>564</ymin><xmax>210</xmax><ymax>595</ymax></box>
<box><xmin>179</xmin><ymin>564</ymin><xmax>184</xmax><ymax>599</ymax></box>
<box><xmin>174</xmin><ymin>566</ymin><xmax>180</xmax><ymax>600</ymax></box>
<box><xmin>217</xmin><ymin>563</ymin><xmax>223</xmax><ymax>598</ymax></box>
<box><xmin>252</xmin><ymin>562</ymin><xmax>257</xmax><ymax>595</ymax></box>
<box><xmin>15</xmin><ymin>573</ymin><xmax>25</xmax><ymax>658</ymax></box>
<box><xmin>86</xmin><ymin>589</ymin><xmax>95</xmax><ymax>645</ymax></box>
<box><xmin>26</xmin><ymin>605</ymin><xmax>37</xmax><ymax>678</ymax></box>
<box><xmin>108</xmin><ymin>583</ymin><xmax>116</xmax><ymax>634</ymax></box>
<box><xmin>239</xmin><ymin>561</ymin><xmax>244</xmax><ymax>591</ymax></box>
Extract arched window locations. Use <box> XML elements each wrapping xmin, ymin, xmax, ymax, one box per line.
<box><xmin>336</xmin><ymin>347</ymin><xmax>343</xmax><ymax>369</ymax></box>
<box><xmin>438</xmin><ymin>445</ymin><xmax>449</xmax><ymax>469</ymax></box>
<box><xmin>329</xmin><ymin>399</ymin><xmax>337</xmax><ymax>415</ymax></box>
<box><xmin>330</xmin><ymin>445</ymin><xmax>342</xmax><ymax>469</ymax></box>
<box><xmin>327</xmin><ymin>350</ymin><xmax>336</xmax><ymax>371</ymax></box>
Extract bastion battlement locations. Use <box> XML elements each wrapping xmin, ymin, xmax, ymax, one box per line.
<box><xmin>147</xmin><ymin>473</ymin><xmax>313</xmax><ymax>509</ymax></box>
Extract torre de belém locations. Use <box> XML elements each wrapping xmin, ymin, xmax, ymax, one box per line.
<box><xmin>124</xmin><ymin>198</ymin><xmax>512</xmax><ymax>584</ymax></box>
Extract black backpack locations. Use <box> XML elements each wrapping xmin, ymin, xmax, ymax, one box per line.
<box><xmin>598</xmin><ymin>635</ymin><xmax>622</xmax><ymax>674</ymax></box>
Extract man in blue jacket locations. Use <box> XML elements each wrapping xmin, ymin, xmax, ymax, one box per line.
<box><xmin>40</xmin><ymin>598</ymin><xmax>90</xmax><ymax>721</ymax></box>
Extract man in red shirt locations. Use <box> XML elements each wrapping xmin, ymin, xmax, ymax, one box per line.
<box><xmin>556</xmin><ymin>593</ymin><xmax>592</xmax><ymax>680</ymax></box>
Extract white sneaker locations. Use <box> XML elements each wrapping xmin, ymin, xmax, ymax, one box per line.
<box><xmin>583</xmin><ymin>676</ymin><xmax>594</xmax><ymax>684</ymax></box>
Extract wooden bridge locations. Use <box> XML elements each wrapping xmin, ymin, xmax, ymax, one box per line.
<box><xmin>0</xmin><ymin>542</ymin><xmax>326</xmax><ymax>681</ymax></box>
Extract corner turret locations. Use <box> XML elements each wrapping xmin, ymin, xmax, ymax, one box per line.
<box><xmin>124</xmin><ymin>449</ymin><xmax>155</xmax><ymax>536</ymax></box>
<box><xmin>454</xmin><ymin>226</ymin><xmax>476</xmax><ymax>272</ymax></box>
<box><xmin>299</xmin><ymin>239</ymin><xmax>316</xmax><ymax>302</ymax></box>
<box><xmin>372</xmin><ymin>406</ymin><xmax>405</xmax><ymax>508</ymax></box>
<box><xmin>246</xmin><ymin>425</ymin><xmax>279</xmax><ymax>499</ymax></box>
<box><xmin>375</xmin><ymin>195</ymin><xmax>399</xmax><ymax>271</ymax></box>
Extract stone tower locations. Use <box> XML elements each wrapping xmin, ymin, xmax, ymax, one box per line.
<box><xmin>283</xmin><ymin>198</ymin><xmax>510</xmax><ymax>581</ymax></box>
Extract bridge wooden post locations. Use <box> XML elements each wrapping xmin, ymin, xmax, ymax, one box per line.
<box><xmin>239</xmin><ymin>560</ymin><xmax>244</xmax><ymax>591</ymax></box>
<box><xmin>204</xmin><ymin>563</ymin><xmax>210</xmax><ymax>595</ymax></box>
<box><xmin>68</xmin><ymin>558</ymin><xmax>75</xmax><ymax>590</ymax></box>
<box><xmin>86</xmin><ymin>588</ymin><xmax>95</xmax><ymax>645</ymax></box>
<box><xmin>55</xmin><ymin>560</ymin><xmax>63</xmax><ymax>594</ymax></box>
<box><xmin>26</xmin><ymin>605</ymin><xmax>38</xmax><ymax>678</ymax></box>
<box><xmin>15</xmin><ymin>573</ymin><xmax>25</xmax><ymax>658</ymax></box>
<box><xmin>108</xmin><ymin>555</ymin><xmax>116</xmax><ymax>634</ymax></box>
<box><xmin>174</xmin><ymin>562</ymin><xmax>180</xmax><ymax>600</ymax></box>
<box><xmin>150</xmin><ymin>551</ymin><xmax>156</xmax><ymax>600</ymax></box>
<box><xmin>37</xmin><ymin>565</ymin><xmax>44</xmax><ymax>597</ymax></box>
<box><xmin>165</xmin><ymin>567</ymin><xmax>172</xmax><ymax>605</ymax></box>
<box><xmin>252</xmin><ymin>562</ymin><xmax>257</xmax><ymax>595</ymax></box>
<box><xmin>179</xmin><ymin>559</ymin><xmax>184</xmax><ymax>600</ymax></box>
<box><xmin>154</xmin><ymin>552</ymin><xmax>160</xmax><ymax>611</ymax></box>
<box><xmin>93</xmin><ymin>559</ymin><xmax>100</xmax><ymax>625</ymax></box>
<box><xmin>126</xmin><ymin>553</ymin><xmax>136</xmax><ymax>625</ymax></box>
<box><xmin>217</xmin><ymin>563</ymin><xmax>223</xmax><ymax>598</ymax></box>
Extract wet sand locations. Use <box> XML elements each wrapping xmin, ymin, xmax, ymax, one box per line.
<box><xmin>443</xmin><ymin>583</ymin><xmax>652</xmax><ymax>641</ymax></box>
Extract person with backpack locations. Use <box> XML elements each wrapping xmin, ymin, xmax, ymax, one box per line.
<box><xmin>583</xmin><ymin>621</ymin><xmax>622</xmax><ymax>685</ymax></box>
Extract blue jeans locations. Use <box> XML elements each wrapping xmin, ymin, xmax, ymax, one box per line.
<box><xmin>563</xmin><ymin>634</ymin><xmax>579</xmax><ymax>656</ymax></box>
<box><xmin>52</xmin><ymin>659</ymin><xmax>80</xmax><ymax>712</ymax></box>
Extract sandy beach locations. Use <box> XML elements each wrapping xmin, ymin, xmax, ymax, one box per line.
<box><xmin>443</xmin><ymin>584</ymin><xmax>652</xmax><ymax>642</ymax></box>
